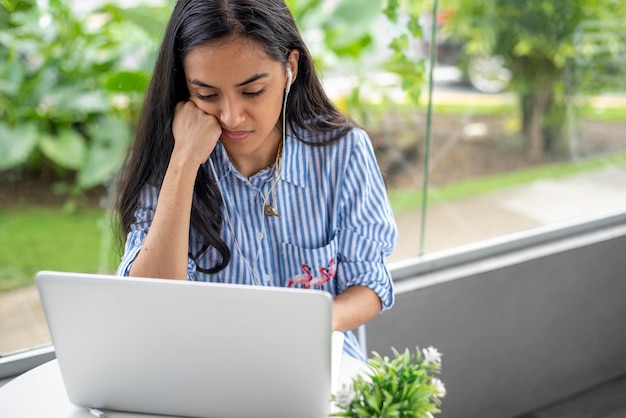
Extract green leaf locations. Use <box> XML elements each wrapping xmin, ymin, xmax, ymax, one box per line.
<box><xmin>321</xmin><ymin>0</ymin><xmax>382</xmax><ymax>52</ymax></box>
<box><xmin>39</xmin><ymin>86</ymin><xmax>110</xmax><ymax>118</ymax></box>
<box><xmin>0</xmin><ymin>57</ymin><xmax>23</xmax><ymax>95</ymax></box>
<box><xmin>333</xmin><ymin>0</ymin><xmax>383</xmax><ymax>25</ymax></box>
<box><xmin>513</xmin><ymin>39</ymin><xmax>533</xmax><ymax>57</ymax></box>
<box><xmin>0</xmin><ymin>122</ymin><xmax>39</xmax><ymax>170</ymax></box>
<box><xmin>326</xmin><ymin>33</ymin><xmax>373</xmax><ymax>58</ymax></box>
<box><xmin>104</xmin><ymin>70</ymin><xmax>150</xmax><ymax>94</ymax></box>
<box><xmin>407</xmin><ymin>16</ymin><xmax>422</xmax><ymax>38</ymax></box>
<box><xmin>78</xmin><ymin>116</ymin><xmax>130</xmax><ymax>189</ymax></box>
<box><xmin>64</xmin><ymin>90</ymin><xmax>111</xmax><ymax>114</ymax></box>
<box><xmin>353</xmin><ymin>404</ymin><xmax>371</xmax><ymax>417</ymax></box>
<box><xmin>0</xmin><ymin>0</ymin><xmax>20</xmax><ymax>13</ymax></box>
<box><xmin>104</xmin><ymin>3</ymin><xmax>171</xmax><ymax>39</ymax></box>
<box><xmin>285</xmin><ymin>0</ymin><xmax>323</xmax><ymax>21</ymax></box>
<box><xmin>389</xmin><ymin>33</ymin><xmax>410</xmax><ymax>52</ymax></box>
<box><xmin>39</xmin><ymin>128</ymin><xmax>86</xmax><ymax>170</ymax></box>
<box><xmin>365</xmin><ymin>385</ymin><xmax>382</xmax><ymax>412</ymax></box>
<box><xmin>382</xmin><ymin>0</ymin><xmax>400</xmax><ymax>22</ymax></box>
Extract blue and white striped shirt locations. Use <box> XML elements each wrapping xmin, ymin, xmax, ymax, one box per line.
<box><xmin>117</xmin><ymin>126</ymin><xmax>398</xmax><ymax>361</ymax></box>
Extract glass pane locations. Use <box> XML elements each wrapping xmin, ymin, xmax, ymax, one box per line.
<box><xmin>3</xmin><ymin>0</ymin><xmax>626</xmax><ymax>357</ymax></box>
<box><xmin>380</xmin><ymin>2</ymin><xmax>626</xmax><ymax>260</ymax></box>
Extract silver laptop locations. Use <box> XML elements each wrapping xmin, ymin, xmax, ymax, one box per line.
<box><xmin>36</xmin><ymin>271</ymin><xmax>340</xmax><ymax>418</ymax></box>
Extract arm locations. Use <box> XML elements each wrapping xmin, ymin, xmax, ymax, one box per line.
<box><xmin>332</xmin><ymin>285</ymin><xmax>382</xmax><ymax>332</ymax></box>
<box><xmin>333</xmin><ymin>129</ymin><xmax>398</xmax><ymax>331</ymax></box>
<box><xmin>128</xmin><ymin>101</ymin><xmax>221</xmax><ymax>280</ymax></box>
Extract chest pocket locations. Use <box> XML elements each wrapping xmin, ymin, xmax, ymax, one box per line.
<box><xmin>280</xmin><ymin>237</ymin><xmax>338</xmax><ymax>293</ymax></box>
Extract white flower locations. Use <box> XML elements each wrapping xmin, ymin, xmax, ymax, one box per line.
<box><xmin>422</xmin><ymin>346</ymin><xmax>442</xmax><ymax>365</ymax></box>
<box><xmin>432</xmin><ymin>378</ymin><xmax>446</xmax><ymax>397</ymax></box>
<box><xmin>334</xmin><ymin>386</ymin><xmax>356</xmax><ymax>408</ymax></box>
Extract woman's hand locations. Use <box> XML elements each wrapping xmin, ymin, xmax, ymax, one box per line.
<box><xmin>172</xmin><ymin>101</ymin><xmax>222</xmax><ymax>167</ymax></box>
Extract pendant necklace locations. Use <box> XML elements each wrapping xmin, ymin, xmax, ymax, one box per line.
<box><xmin>262</xmin><ymin>140</ymin><xmax>283</xmax><ymax>218</ymax></box>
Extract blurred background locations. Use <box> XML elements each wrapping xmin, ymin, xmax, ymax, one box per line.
<box><xmin>1</xmin><ymin>0</ymin><xmax>625</xmax><ymax>362</ymax></box>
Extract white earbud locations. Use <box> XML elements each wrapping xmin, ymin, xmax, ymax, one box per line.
<box><xmin>286</xmin><ymin>67</ymin><xmax>293</xmax><ymax>94</ymax></box>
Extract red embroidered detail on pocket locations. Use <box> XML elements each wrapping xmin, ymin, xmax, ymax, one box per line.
<box><xmin>287</xmin><ymin>258</ymin><xmax>336</xmax><ymax>289</ymax></box>
<box><xmin>287</xmin><ymin>264</ymin><xmax>314</xmax><ymax>288</ymax></box>
<box><xmin>310</xmin><ymin>258</ymin><xmax>336</xmax><ymax>287</ymax></box>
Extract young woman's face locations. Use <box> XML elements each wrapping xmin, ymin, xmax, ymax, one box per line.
<box><xmin>183</xmin><ymin>36</ymin><xmax>295</xmax><ymax>173</ymax></box>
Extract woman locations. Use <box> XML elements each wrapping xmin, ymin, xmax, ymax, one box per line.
<box><xmin>115</xmin><ymin>0</ymin><xmax>398</xmax><ymax>361</ymax></box>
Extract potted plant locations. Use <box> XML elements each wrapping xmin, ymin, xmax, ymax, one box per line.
<box><xmin>331</xmin><ymin>346</ymin><xmax>445</xmax><ymax>417</ymax></box>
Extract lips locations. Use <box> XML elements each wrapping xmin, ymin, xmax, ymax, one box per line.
<box><xmin>221</xmin><ymin>129</ymin><xmax>251</xmax><ymax>141</ymax></box>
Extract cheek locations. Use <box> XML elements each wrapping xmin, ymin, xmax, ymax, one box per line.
<box><xmin>257</xmin><ymin>95</ymin><xmax>284</xmax><ymax>122</ymax></box>
<box><xmin>189</xmin><ymin>97</ymin><xmax>217</xmax><ymax>116</ymax></box>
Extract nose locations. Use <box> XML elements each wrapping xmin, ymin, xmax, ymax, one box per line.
<box><xmin>218</xmin><ymin>97</ymin><xmax>245</xmax><ymax>128</ymax></box>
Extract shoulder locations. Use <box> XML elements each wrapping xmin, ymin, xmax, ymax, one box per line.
<box><xmin>330</xmin><ymin>127</ymin><xmax>377</xmax><ymax>164</ymax></box>
<box><xmin>291</xmin><ymin>113</ymin><xmax>364</xmax><ymax>142</ymax></box>
<box><xmin>339</xmin><ymin>126</ymin><xmax>372</xmax><ymax>149</ymax></box>
<box><xmin>292</xmin><ymin>122</ymin><xmax>371</xmax><ymax>150</ymax></box>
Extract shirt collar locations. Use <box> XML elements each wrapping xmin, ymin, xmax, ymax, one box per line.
<box><xmin>281</xmin><ymin>128</ymin><xmax>308</xmax><ymax>189</ymax></box>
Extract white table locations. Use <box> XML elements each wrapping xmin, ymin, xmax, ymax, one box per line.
<box><xmin>0</xmin><ymin>355</ymin><xmax>369</xmax><ymax>418</ymax></box>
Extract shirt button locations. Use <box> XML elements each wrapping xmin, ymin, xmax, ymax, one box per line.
<box><xmin>263</xmin><ymin>274</ymin><xmax>272</xmax><ymax>283</ymax></box>
<box><xmin>257</xmin><ymin>232</ymin><xmax>264</xmax><ymax>240</ymax></box>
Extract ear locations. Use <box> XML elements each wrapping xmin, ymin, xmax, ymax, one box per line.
<box><xmin>286</xmin><ymin>49</ymin><xmax>300</xmax><ymax>87</ymax></box>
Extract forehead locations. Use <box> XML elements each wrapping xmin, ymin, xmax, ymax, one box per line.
<box><xmin>183</xmin><ymin>36</ymin><xmax>280</xmax><ymax>79</ymax></box>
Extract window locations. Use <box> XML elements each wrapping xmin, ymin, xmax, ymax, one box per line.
<box><xmin>1</xmin><ymin>0</ymin><xmax>625</xmax><ymax>366</ymax></box>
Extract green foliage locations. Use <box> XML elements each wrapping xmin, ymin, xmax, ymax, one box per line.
<box><xmin>382</xmin><ymin>0</ymin><xmax>425</xmax><ymax>105</ymax></box>
<box><xmin>0</xmin><ymin>0</ymin><xmax>157</xmax><ymax>190</ymax></box>
<box><xmin>286</xmin><ymin>0</ymin><xmax>426</xmax><ymax>120</ymax></box>
<box><xmin>286</xmin><ymin>0</ymin><xmax>382</xmax><ymax>61</ymax></box>
<box><xmin>442</xmin><ymin>0</ymin><xmax>626</xmax><ymax>156</ymax></box>
<box><xmin>570</xmin><ymin>19</ymin><xmax>626</xmax><ymax>94</ymax></box>
<box><xmin>1</xmin><ymin>0</ymin><xmax>425</xmax><ymax>191</ymax></box>
<box><xmin>284</xmin><ymin>0</ymin><xmax>384</xmax><ymax>121</ymax></box>
<box><xmin>332</xmin><ymin>346</ymin><xmax>445</xmax><ymax>417</ymax></box>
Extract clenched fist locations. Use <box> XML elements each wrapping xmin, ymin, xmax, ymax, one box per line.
<box><xmin>172</xmin><ymin>101</ymin><xmax>222</xmax><ymax>167</ymax></box>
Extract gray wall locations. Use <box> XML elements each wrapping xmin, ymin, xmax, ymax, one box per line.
<box><xmin>367</xmin><ymin>225</ymin><xmax>626</xmax><ymax>418</ymax></box>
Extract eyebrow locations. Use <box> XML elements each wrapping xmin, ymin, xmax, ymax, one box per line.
<box><xmin>189</xmin><ymin>73</ymin><xmax>270</xmax><ymax>89</ymax></box>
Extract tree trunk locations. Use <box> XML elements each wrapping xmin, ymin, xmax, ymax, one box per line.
<box><xmin>520</xmin><ymin>86</ymin><xmax>555</xmax><ymax>160</ymax></box>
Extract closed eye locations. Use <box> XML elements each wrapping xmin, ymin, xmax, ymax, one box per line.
<box><xmin>195</xmin><ymin>88</ymin><xmax>265</xmax><ymax>101</ymax></box>
<box><xmin>196</xmin><ymin>93</ymin><xmax>217</xmax><ymax>101</ymax></box>
<box><xmin>244</xmin><ymin>88</ymin><xmax>265</xmax><ymax>97</ymax></box>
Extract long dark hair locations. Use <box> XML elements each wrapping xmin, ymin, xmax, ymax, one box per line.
<box><xmin>116</xmin><ymin>0</ymin><xmax>356</xmax><ymax>274</ymax></box>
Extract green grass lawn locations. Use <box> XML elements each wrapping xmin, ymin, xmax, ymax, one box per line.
<box><xmin>0</xmin><ymin>206</ymin><xmax>118</xmax><ymax>291</ymax></box>
<box><xmin>389</xmin><ymin>151</ymin><xmax>626</xmax><ymax>213</ymax></box>
<box><xmin>378</xmin><ymin>100</ymin><xmax>626</xmax><ymax>121</ymax></box>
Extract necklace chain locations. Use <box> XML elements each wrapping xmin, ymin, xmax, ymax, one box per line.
<box><xmin>262</xmin><ymin>140</ymin><xmax>283</xmax><ymax>217</ymax></box>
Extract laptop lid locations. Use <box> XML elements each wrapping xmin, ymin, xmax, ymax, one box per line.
<box><xmin>36</xmin><ymin>271</ymin><xmax>334</xmax><ymax>418</ymax></box>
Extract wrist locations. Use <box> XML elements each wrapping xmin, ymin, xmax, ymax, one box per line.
<box><xmin>165</xmin><ymin>151</ymin><xmax>201</xmax><ymax>189</ymax></box>
<box><xmin>169</xmin><ymin>148</ymin><xmax>202</xmax><ymax>174</ymax></box>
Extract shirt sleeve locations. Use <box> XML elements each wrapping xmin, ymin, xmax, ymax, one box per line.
<box><xmin>116</xmin><ymin>185</ymin><xmax>199</xmax><ymax>279</ymax></box>
<box><xmin>335</xmin><ymin>129</ymin><xmax>398</xmax><ymax>311</ymax></box>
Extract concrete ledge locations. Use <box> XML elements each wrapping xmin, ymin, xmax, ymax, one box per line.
<box><xmin>0</xmin><ymin>345</ymin><xmax>55</xmax><ymax>381</ymax></box>
<box><xmin>367</xmin><ymin>222</ymin><xmax>626</xmax><ymax>418</ymax></box>
<box><xmin>517</xmin><ymin>373</ymin><xmax>626</xmax><ymax>418</ymax></box>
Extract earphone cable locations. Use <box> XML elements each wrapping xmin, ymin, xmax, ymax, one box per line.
<box><xmin>206</xmin><ymin>86</ymin><xmax>289</xmax><ymax>286</ymax></box>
